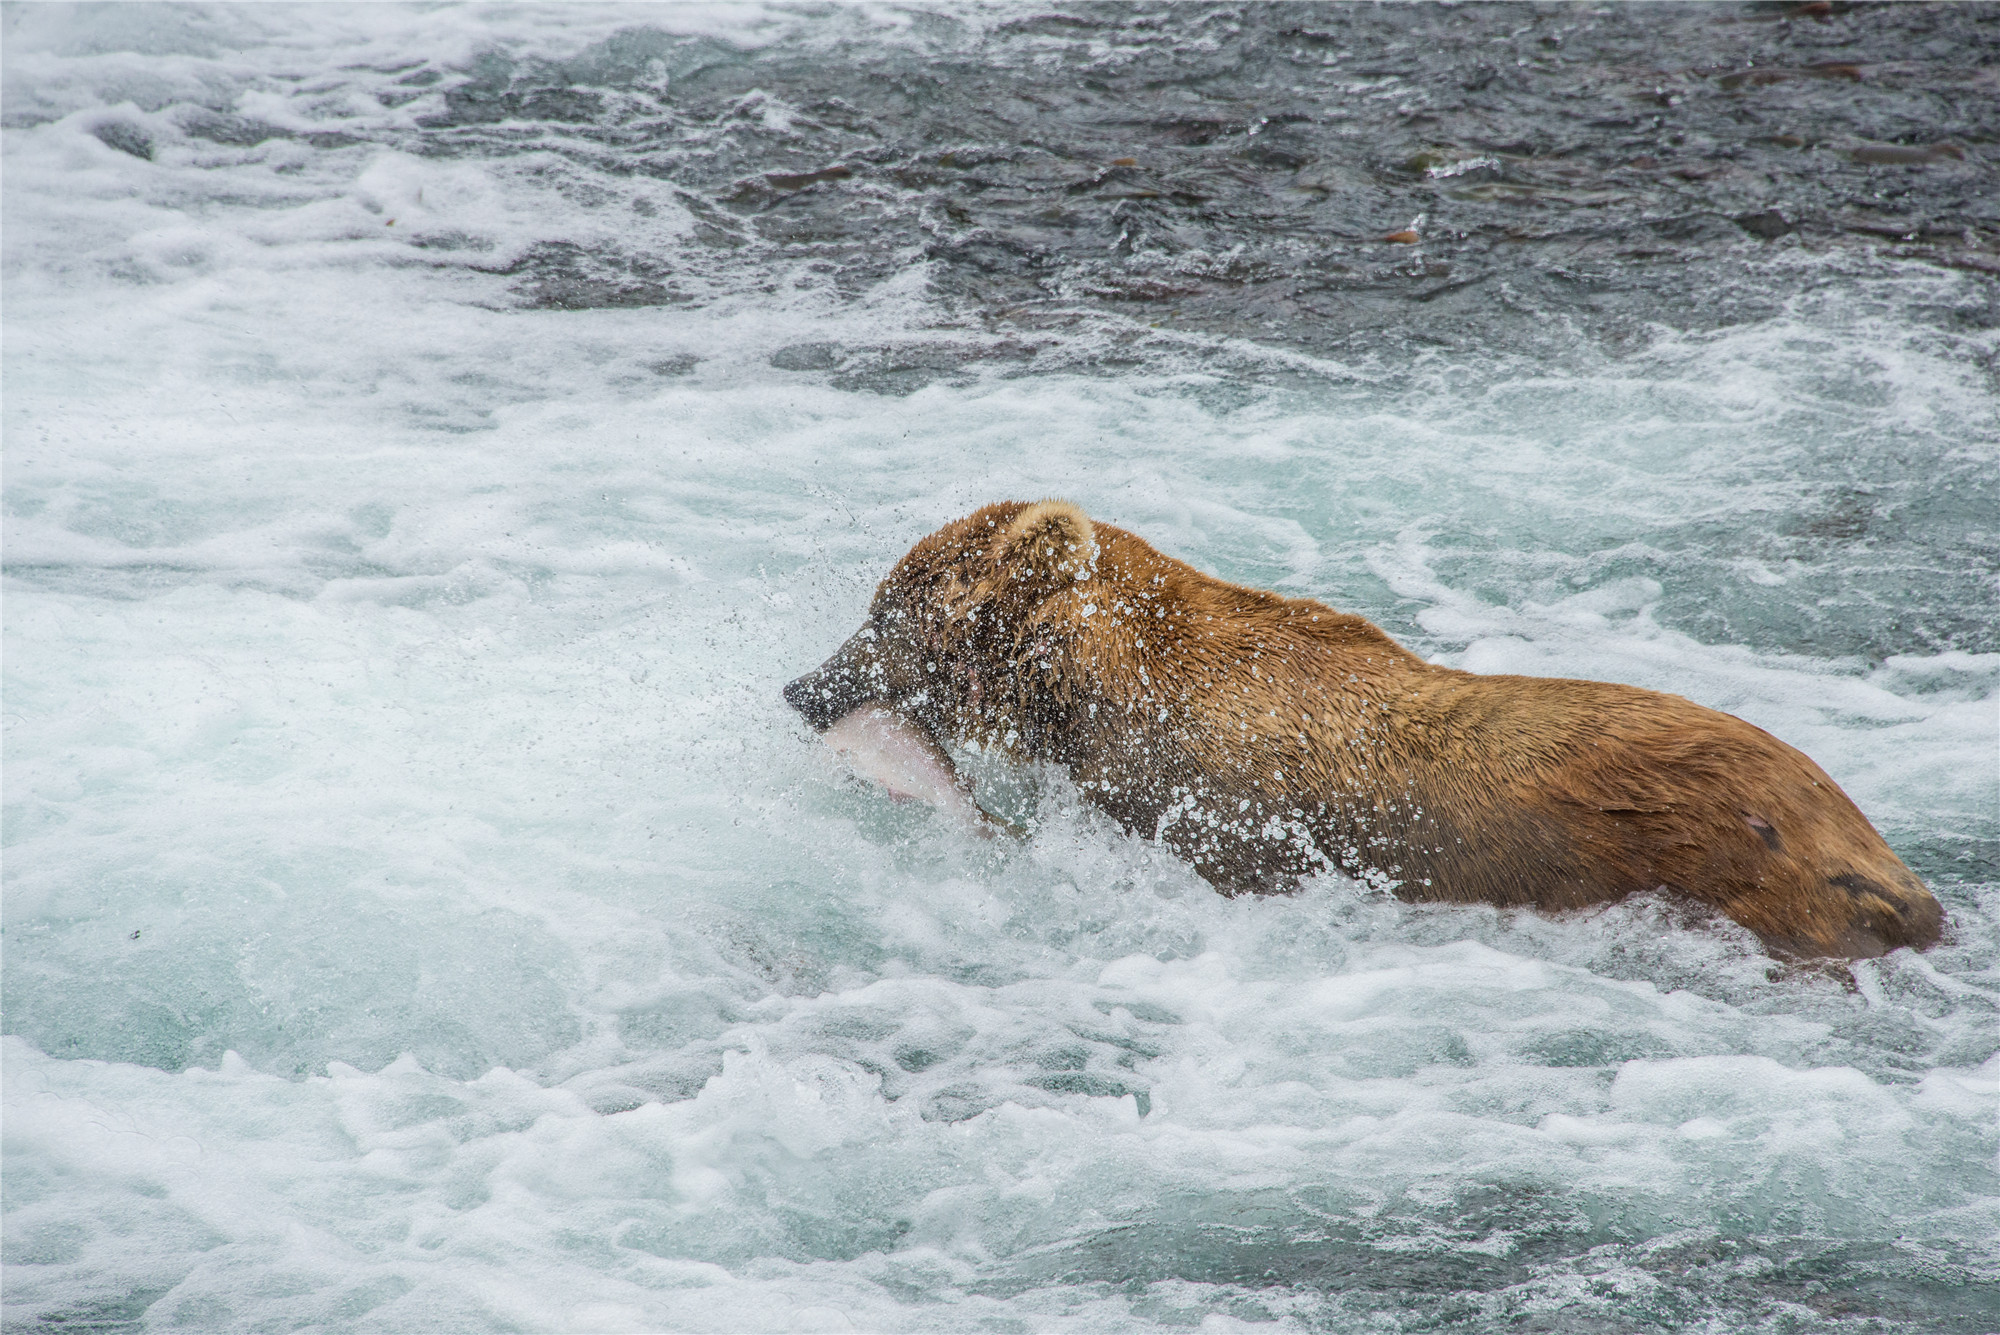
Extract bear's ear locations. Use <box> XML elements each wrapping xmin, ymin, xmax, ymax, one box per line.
<box><xmin>995</xmin><ymin>500</ymin><xmax>1097</xmax><ymax>599</ymax></box>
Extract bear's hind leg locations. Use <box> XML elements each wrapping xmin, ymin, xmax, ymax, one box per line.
<box><xmin>1727</xmin><ymin>861</ymin><xmax>1943</xmax><ymax>960</ymax></box>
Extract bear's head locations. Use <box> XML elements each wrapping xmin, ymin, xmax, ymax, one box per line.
<box><xmin>783</xmin><ymin>500</ymin><xmax>1098</xmax><ymax>751</ymax></box>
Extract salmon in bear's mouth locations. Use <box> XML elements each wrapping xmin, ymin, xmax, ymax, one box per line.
<box><xmin>813</xmin><ymin>705</ymin><xmax>1001</xmax><ymax>836</ymax></box>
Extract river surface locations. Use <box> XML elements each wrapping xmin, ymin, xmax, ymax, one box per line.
<box><xmin>4</xmin><ymin>4</ymin><xmax>1998</xmax><ymax>1332</ymax></box>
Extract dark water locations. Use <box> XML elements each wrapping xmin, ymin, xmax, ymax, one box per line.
<box><xmin>413</xmin><ymin>3</ymin><xmax>2000</xmax><ymax>349</ymax></box>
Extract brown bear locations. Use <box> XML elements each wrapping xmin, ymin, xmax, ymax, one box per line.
<box><xmin>784</xmin><ymin>500</ymin><xmax>1944</xmax><ymax>960</ymax></box>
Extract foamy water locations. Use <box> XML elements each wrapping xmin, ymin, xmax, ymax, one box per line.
<box><xmin>4</xmin><ymin>6</ymin><xmax>1997</xmax><ymax>1332</ymax></box>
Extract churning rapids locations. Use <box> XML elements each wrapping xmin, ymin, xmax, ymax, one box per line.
<box><xmin>3</xmin><ymin>5</ymin><xmax>1997</xmax><ymax>1332</ymax></box>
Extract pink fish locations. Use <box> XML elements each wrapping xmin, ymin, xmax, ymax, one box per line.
<box><xmin>820</xmin><ymin>706</ymin><xmax>1001</xmax><ymax>835</ymax></box>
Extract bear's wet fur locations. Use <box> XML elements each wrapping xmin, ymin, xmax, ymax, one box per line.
<box><xmin>784</xmin><ymin>501</ymin><xmax>1944</xmax><ymax>960</ymax></box>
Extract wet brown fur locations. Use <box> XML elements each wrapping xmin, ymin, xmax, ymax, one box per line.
<box><xmin>790</xmin><ymin>501</ymin><xmax>1944</xmax><ymax>960</ymax></box>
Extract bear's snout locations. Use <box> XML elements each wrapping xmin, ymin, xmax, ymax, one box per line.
<box><xmin>785</xmin><ymin>631</ymin><xmax>888</xmax><ymax>732</ymax></box>
<box><xmin>783</xmin><ymin>668</ymin><xmax>849</xmax><ymax>732</ymax></box>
